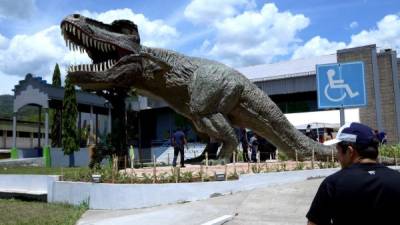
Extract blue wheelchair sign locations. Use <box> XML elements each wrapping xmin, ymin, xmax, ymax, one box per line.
<box><xmin>316</xmin><ymin>61</ymin><xmax>366</xmax><ymax>109</ymax></box>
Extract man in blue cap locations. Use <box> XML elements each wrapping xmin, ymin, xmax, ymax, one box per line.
<box><xmin>307</xmin><ymin>122</ymin><xmax>400</xmax><ymax>225</ymax></box>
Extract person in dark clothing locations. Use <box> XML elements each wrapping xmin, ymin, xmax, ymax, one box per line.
<box><xmin>307</xmin><ymin>122</ymin><xmax>400</xmax><ymax>225</ymax></box>
<box><xmin>249</xmin><ymin>134</ymin><xmax>258</xmax><ymax>162</ymax></box>
<box><xmin>305</xmin><ymin>124</ymin><xmax>317</xmax><ymax>141</ymax></box>
<box><xmin>171</xmin><ymin>128</ymin><xmax>187</xmax><ymax>167</ymax></box>
<box><xmin>240</xmin><ymin>128</ymin><xmax>249</xmax><ymax>162</ymax></box>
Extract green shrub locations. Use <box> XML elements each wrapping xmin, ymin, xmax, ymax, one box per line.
<box><xmin>278</xmin><ymin>151</ymin><xmax>289</xmax><ymax>161</ymax></box>
<box><xmin>379</xmin><ymin>144</ymin><xmax>400</xmax><ymax>158</ymax></box>
<box><xmin>294</xmin><ymin>162</ymin><xmax>305</xmax><ymax>170</ymax></box>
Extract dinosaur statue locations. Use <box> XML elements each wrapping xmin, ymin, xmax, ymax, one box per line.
<box><xmin>61</xmin><ymin>14</ymin><xmax>332</xmax><ymax>161</ymax></box>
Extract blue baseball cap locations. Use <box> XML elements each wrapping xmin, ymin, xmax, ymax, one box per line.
<box><xmin>324</xmin><ymin>122</ymin><xmax>375</xmax><ymax>146</ymax></box>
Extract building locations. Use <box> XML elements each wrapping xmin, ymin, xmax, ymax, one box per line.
<box><xmin>10</xmin><ymin>74</ymin><xmax>112</xmax><ymax>152</ymax></box>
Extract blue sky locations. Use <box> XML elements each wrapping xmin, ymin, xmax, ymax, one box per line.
<box><xmin>0</xmin><ymin>0</ymin><xmax>399</xmax><ymax>95</ymax></box>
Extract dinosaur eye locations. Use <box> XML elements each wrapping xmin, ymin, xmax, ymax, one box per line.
<box><xmin>121</xmin><ymin>27</ymin><xmax>132</xmax><ymax>35</ymax></box>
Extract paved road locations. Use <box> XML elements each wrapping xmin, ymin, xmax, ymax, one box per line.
<box><xmin>77</xmin><ymin>178</ymin><xmax>323</xmax><ymax>225</ymax></box>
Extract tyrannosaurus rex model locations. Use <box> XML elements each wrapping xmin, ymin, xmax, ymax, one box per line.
<box><xmin>61</xmin><ymin>14</ymin><xmax>331</xmax><ymax>161</ymax></box>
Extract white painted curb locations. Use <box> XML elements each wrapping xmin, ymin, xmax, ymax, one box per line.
<box><xmin>200</xmin><ymin>215</ymin><xmax>234</xmax><ymax>225</ymax></box>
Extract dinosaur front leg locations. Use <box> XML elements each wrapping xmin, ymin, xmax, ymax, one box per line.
<box><xmin>194</xmin><ymin>113</ymin><xmax>238</xmax><ymax>162</ymax></box>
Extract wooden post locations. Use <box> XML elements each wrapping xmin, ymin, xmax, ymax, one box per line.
<box><xmin>174</xmin><ymin>167</ymin><xmax>178</xmax><ymax>183</ymax></box>
<box><xmin>265</xmin><ymin>161</ymin><xmax>268</xmax><ymax>172</ymax></box>
<box><xmin>112</xmin><ymin>160</ymin><xmax>115</xmax><ymax>184</ymax></box>
<box><xmin>124</xmin><ymin>156</ymin><xmax>127</xmax><ymax>174</ymax></box>
<box><xmin>205</xmin><ymin>152</ymin><xmax>209</xmax><ymax>178</ymax></box>
<box><xmin>331</xmin><ymin>148</ymin><xmax>334</xmax><ymax>163</ymax></box>
<box><xmin>153</xmin><ymin>154</ymin><xmax>156</xmax><ymax>183</ymax></box>
<box><xmin>311</xmin><ymin>147</ymin><xmax>315</xmax><ymax>169</ymax></box>
<box><xmin>247</xmin><ymin>161</ymin><xmax>250</xmax><ymax>173</ymax></box>
<box><xmin>257</xmin><ymin>151</ymin><xmax>260</xmax><ymax>172</ymax></box>
<box><xmin>295</xmin><ymin>149</ymin><xmax>298</xmax><ymax>162</ymax></box>
<box><xmin>167</xmin><ymin>153</ymin><xmax>170</xmax><ymax>166</ymax></box>
<box><xmin>233</xmin><ymin>151</ymin><xmax>236</xmax><ymax>175</ymax></box>
<box><xmin>177</xmin><ymin>167</ymin><xmax>180</xmax><ymax>183</ymax></box>
<box><xmin>224</xmin><ymin>164</ymin><xmax>228</xmax><ymax>181</ymax></box>
<box><xmin>200</xmin><ymin>164</ymin><xmax>204</xmax><ymax>182</ymax></box>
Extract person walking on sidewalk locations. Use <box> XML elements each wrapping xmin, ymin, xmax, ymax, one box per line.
<box><xmin>172</xmin><ymin>128</ymin><xmax>187</xmax><ymax>167</ymax></box>
<box><xmin>307</xmin><ymin>122</ymin><xmax>400</xmax><ymax>225</ymax></box>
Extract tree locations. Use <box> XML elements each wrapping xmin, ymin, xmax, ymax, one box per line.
<box><xmin>51</xmin><ymin>64</ymin><xmax>62</xmax><ymax>147</ymax></box>
<box><xmin>52</xmin><ymin>64</ymin><xmax>61</xmax><ymax>86</ymax></box>
<box><xmin>62</xmin><ymin>76</ymin><xmax>79</xmax><ymax>167</ymax></box>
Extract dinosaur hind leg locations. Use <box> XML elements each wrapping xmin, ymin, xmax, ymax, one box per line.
<box><xmin>194</xmin><ymin>113</ymin><xmax>238</xmax><ymax>162</ymax></box>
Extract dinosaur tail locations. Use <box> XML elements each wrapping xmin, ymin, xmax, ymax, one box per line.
<box><xmin>231</xmin><ymin>87</ymin><xmax>333</xmax><ymax>159</ymax></box>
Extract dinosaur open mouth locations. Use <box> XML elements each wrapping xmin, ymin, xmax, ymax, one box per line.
<box><xmin>61</xmin><ymin>21</ymin><xmax>132</xmax><ymax>73</ymax></box>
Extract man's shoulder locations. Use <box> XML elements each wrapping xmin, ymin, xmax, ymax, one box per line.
<box><xmin>324</xmin><ymin>164</ymin><xmax>400</xmax><ymax>183</ymax></box>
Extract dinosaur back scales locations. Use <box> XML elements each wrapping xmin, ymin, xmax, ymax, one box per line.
<box><xmin>141</xmin><ymin>46</ymin><xmax>331</xmax><ymax>160</ymax></box>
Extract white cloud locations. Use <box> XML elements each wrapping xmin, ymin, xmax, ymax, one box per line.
<box><xmin>0</xmin><ymin>34</ymin><xmax>8</xmax><ymax>48</ymax></box>
<box><xmin>0</xmin><ymin>26</ymin><xmax>89</xmax><ymax>78</ymax></box>
<box><xmin>0</xmin><ymin>0</ymin><xmax>36</xmax><ymax>20</ymax></box>
<box><xmin>184</xmin><ymin>0</ymin><xmax>256</xmax><ymax>25</ymax></box>
<box><xmin>349</xmin><ymin>14</ymin><xmax>400</xmax><ymax>50</ymax></box>
<box><xmin>0</xmin><ymin>25</ymin><xmax>91</xmax><ymax>94</ymax></box>
<box><xmin>292</xmin><ymin>36</ymin><xmax>346</xmax><ymax>59</ymax></box>
<box><xmin>0</xmin><ymin>8</ymin><xmax>180</xmax><ymax>94</ymax></box>
<box><xmin>200</xmin><ymin>3</ymin><xmax>310</xmax><ymax>66</ymax></box>
<box><xmin>78</xmin><ymin>8</ymin><xmax>179</xmax><ymax>48</ymax></box>
<box><xmin>349</xmin><ymin>21</ymin><xmax>358</xmax><ymax>29</ymax></box>
<box><xmin>293</xmin><ymin>14</ymin><xmax>400</xmax><ymax>59</ymax></box>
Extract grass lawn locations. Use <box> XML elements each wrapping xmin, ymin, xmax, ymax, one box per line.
<box><xmin>0</xmin><ymin>167</ymin><xmax>88</xmax><ymax>175</ymax></box>
<box><xmin>0</xmin><ymin>199</ymin><xmax>87</xmax><ymax>225</ymax></box>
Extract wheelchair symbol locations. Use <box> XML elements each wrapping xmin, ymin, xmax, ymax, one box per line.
<box><xmin>324</xmin><ymin>69</ymin><xmax>359</xmax><ymax>102</ymax></box>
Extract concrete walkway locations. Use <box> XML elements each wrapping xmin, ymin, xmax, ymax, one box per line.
<box><xmin>77</xmin><ymin>178</ymin><xmax>323</xmax><ymax>225</ymax></box>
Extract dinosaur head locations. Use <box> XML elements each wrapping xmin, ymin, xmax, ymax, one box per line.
<box><xmin>61</xmin><ymin>14</ymin><xmax>143</xmax><ymax>90</ymax></box>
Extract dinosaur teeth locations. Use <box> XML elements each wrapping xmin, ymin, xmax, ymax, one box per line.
<box><xmin>83</xmin><ymin>34</ymin><xmax>87</xmax><ymax>46</ymax></box>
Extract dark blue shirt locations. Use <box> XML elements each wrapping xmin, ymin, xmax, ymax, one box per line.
<box><xmin>172</xmin><ymin>130</ymin><xmax>185</xmax><ymax>147</ymax></box>
<box><xmin>307</xmin><ymin>163</ymin><xmax>400</xmax><ymax>225</ymax></box>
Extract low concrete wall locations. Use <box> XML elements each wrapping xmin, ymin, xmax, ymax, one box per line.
<box><xmin>0</xmin><ymin>175</ymin><xmax>59</xmax><ymax>196</ymax></box>
<box><xmin>0</xmin><ymin>157</ymin><xmax>44</xmax><ymax>167</ymax></box>
<box><xmin>50</xmin><ymin>168</ymin><xmax>340</xmax><ymax>209</ymax></box>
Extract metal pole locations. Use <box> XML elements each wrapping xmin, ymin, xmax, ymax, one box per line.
<box><xmin>38</xmin><ymin>106</ymin><xmax>41</xmax><ymax>148</ymax></box>
<box><xmin>45</xmin><ymin>108</ymin><xmax>49</xmax><ymax>146</ymax></box>
<box><xmin>12</xmin><ymin>113</ymin><xmax>16</xmax><ymax>148</ymax></box>
<box><xmin>340</xmin><ymin>106</ymin><xmax>345</xmax><ymax>126</ymax></box>
<box><xmin>107</xmin><ymin>103</ymin><xmax>112</xmax><ymax>134</ymax></box>
<box><xmin>90</xmin><ymin>105</ymin><xmax>94</xmax><ymax>144</ymax></box>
